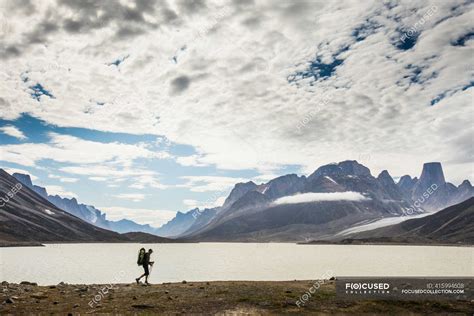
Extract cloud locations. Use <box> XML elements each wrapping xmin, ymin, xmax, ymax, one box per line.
<box><xmin>177</xmin><ymin>175</ymin><xmax>247</xmax><ymax>192</ymax></box>
<box><xmin>176</xmin><ymin>154</ymin><xmax>209</xmax><ymax>167</ymax></box>
<box><xmin>0</xmin><ymin>0</ymin><xmax>178</xmax><ymax>57</ymax></box>
<box><xmin>183</xmin><ymin>199</ymin><xmax>199</xmax><ymax>208</ymax></box>
<box><xmin>0</xmin><ymin>132</ymin><xmax>169</xmax><ymax>190</ymax></box>
<box><xmin>176</xmin><ymin>0</ymin><xmax>207</xmax><ymax>14</ymax></box>
<box><xmin>128</xmin><ymin>174</ymin><xmax>168</xmax><ymax>190</ymax></box>
<box><xmin>48</xmin><ymin>174</ymin><xmax>78</xmax><ymax>182</ymax></box>
<box><xmin>60</xmin><ymin>165</ymin><xmax>153</xmax><ymax>178</ymax></box>
<box><xmin>182</xmin><ymin>195</ymin><xmax>226</xmax><ymax>209</ymax></box>
<box><xmin>170</xmin><ymin>75</ymin><xmax>191</xmax><ymax>95</ymax></box>
<box><xmin>98</xmin><ymin>206</ymin><xmax>177</xmax><ymax>228</ymax></box>
<box><xmin>0</xmin><ymin>132</ymin><xmax>169</xmax><ymax>167</ymax></box>
<box><xmin>44</xmin><ymin>184</ymin><xmax>77</xmax><ymax>198</ymax></box>
<box><xmin>273</xmin><ymin>192</ymin><xmax>370</xmax><ymax>205</ymax></box>
<box><xmin>0</xmin><ymin>125</ymin><xmax>27</xmax><ymax>140</ymax></box>
<box><xmin>113</xmin><ymin>193</ymin><xmax>146</xmax><ymax>202</ymax></box>
<box><xmin>0</xmin><ymin>0</ymin><xmax>472</xmax><ymax>185</ymax></box>
<box><xmin>59</xmin><ymin>177</ymin><xmax>78</xmax><ymax>183</ymax></box>
<box><xmin>60</xmin><ymin>165</ymin><xmax>167</xmax><ymax>190</ymax></box>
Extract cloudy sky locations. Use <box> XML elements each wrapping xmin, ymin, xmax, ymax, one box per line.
<box><xmin>0</xmin><ymin>0</ymin><xmax>472</xmax><ymax>227</ymax></box>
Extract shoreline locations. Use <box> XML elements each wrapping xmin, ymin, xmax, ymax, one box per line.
<box><xmin>2</xmin><ymin>280</ymin><xmax>472</xmax><ymax>315</ymax></box>
<box><xmin>297</xmin><ymin>241</ymin><xmax>474</xmax><ymax>247</ymax></box>
<box><xmin>1</xmin><ymin>240</ymin><xmax>472</xmax><ymax>248</ymax></box>
<box><xmin>0</xmin><ymin>241</ymin><xmax>45</xmax><ymax>247</ymax></box>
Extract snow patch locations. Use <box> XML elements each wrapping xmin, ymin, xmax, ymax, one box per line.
<box><xmin>336</xmin><ymin>212</ymin><xmax>432</xmax><ymax>236</ymax></box>
<box><xmin>324</xmin><ymin>176</ymin><xmax>338</xmax><ymax>184</ymax></box>
<box><xmin>44</xmin><ymin>209</ymin><xmax>54</xmax><ymax>215</ymax></box>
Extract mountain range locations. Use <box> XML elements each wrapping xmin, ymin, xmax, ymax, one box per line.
<box><xmin>0</xmin><ymin>169</ymin><xmax>176</xmax><ymax>244</ymax></box>
<box><xmin>11</xmin><ymin>173</ymin><xmax>163</xmax><ymax>235</ymax></box>
<box><xmin>0</xmin><ymin>169</ymin><xmax>127</xmax><ymax>243</ymax></box>
<box><xmin>2</xmin><ymin>160</ymin><xmax>473</xmax><ymax>243</ymax></box>
<box><xmin>160</xmin><ymin>161</ymin><xmax>473</xmax><ymax>241</ymax></box>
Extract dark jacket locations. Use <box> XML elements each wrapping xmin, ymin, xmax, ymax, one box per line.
<box><xmin>143</xmin><ymin>252</ymin><xmax>151</xmax><ymax>265</ymax></box>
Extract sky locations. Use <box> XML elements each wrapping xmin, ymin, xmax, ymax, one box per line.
<box><xmin>0</xmin><ymin>0</ymin><xmax>472</xmax><ymax>227</ymax></box>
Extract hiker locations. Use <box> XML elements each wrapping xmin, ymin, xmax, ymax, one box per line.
<box><xmin>136</xmin><ymin>248</ymin><xmax>154</xmax><ymax>285</ymax></box>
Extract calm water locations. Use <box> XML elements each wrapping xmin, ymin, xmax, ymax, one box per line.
<box><xmin>0</xmin><ymin>243</ymin><xmax>472</xmax><ymax>285</ymax></box>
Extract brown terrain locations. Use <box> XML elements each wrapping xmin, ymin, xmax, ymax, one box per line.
<box><xmin>1</xmin><ymin>280</ymin><xmax>472</xmax><ymax>315</ymax></box>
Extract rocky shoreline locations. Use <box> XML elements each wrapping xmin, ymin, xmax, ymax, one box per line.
<box><xmin>0</xmin><ymin>241</ymin><xmax>44</xmax><ymax>247</ymax></box>
<box><xmin>1</xmin><ymin>280</ymin><xmax>473</xmax><ymax>315</ymax></box>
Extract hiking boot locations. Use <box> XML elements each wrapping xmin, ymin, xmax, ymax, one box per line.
<box><xmin>135</xmin><ymin>278</ymin><xmax>140</xmax><ymax>284</ymax></box>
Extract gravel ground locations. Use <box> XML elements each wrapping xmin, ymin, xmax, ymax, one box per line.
<box><xmin>1</xmin><ymin>280</ymin><xmax>472</xmax><ymax>315</ymax></box>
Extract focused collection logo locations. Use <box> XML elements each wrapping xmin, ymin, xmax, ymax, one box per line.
<box><xmin>344</xmin><ymin>282</ymin><xmax>390</xmax><ymax>294</ymax></box>
<box><xmin>337</xmin><ymin>278</ymin><xmax>471</xmax><ymax>300</ymax></box>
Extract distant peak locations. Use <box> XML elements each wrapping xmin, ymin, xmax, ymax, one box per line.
<box><xmin>236</xmin><ymin>181</ymin><xmax>257</xmax><ymax>187</ymax></box>
<box><xmin>419</xmin><ymin>162</ymin><xmax>446</xmax><ymax>185</ymax></box>
<box><xmin>266</xmin><ymin>174</ymin><xmax>304</xmax><ymax>186</ymax></box>
<box><xmin>340</xmin><ymin>159</ymin><xmax>359</xmax><ymax>164</ymax></box>
<box><xmin>398</xmin><ymin>174</ymin><xmax>412</xmax><ymax>183</ymax></box>
<box><xmin>181</xmin><ymin>208</ymin><xmax>199</xmax><ymax>215</ymax></box>
<box><xmin>397</xmin><ymin>174</ymin><xmax>418</xmax><ymax>192</ymax></box>
<box><xmin>377</xmin><ymin>170</ymin><xmax>395</xmax><ymax>185</ymax></box>
<box><xmin>459</xmin><ymin>180</ymin><xmax>472</xmax><ymax>188</ymax></box>
<box><xmin>12</xmin><ymin>173</ymin><xmax>33</xmax><ymax>187</ymax></box>
<box><xmin>269</xmin><ymin>174</ymin><xmax>299</xmax><ymax>180</ymax></box>
<box><xmin>223</xmin><ymin>181</ymin><xmax>258</xmax><ymax>207</ymax></box>
<box><xmin>424</xmin><ymin>162</ymin><xmax>442</xmax><ymax>167</ymax></box>
<box><xmin>377</xmin><ymin>170</ymin><xmax>391</xmax><ymax>178</ymax></box>
<box><xmin>310</xmin><ymin>160</ymin><xmax>371</xmax><ymax>179</ymax></box>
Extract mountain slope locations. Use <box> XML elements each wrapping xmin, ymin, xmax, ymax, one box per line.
<box><xmin>397</xmin><ymin>175</ymin><xmax>418</xmax><ymax>198</ymax></box>
<box><xmin>154</xmin><ymin>209</ymin><xmax>198</xmax><ymax>237</ymax></box>
<box><xmin>346</xmin><ymin>198</ymin><xmax>474</xmax><ymax>244</ymax></box>
<box><xmin>180</xmin><ymin>207</ymin><xmax>219</xmax><ymax>236</ymax></box>
<box><xmin>188</xmin><ymin>198</ymin><xmax>414</xmax><ymax>242</ymax></box>
<box><xmin>12</xmin><ymin>173</ymin><xmax>164</xmax><ymax>236</ymax></box>
<box><xmin>0</xmin><ymin>169</ymin><xmax>128</xmax><ymax>242</ymax></box>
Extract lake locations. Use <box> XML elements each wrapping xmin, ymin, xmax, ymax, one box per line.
<box><xmin>0</xmin><ymin>243</ymin><xmax>472</xmax><ymax>285</ymax></box>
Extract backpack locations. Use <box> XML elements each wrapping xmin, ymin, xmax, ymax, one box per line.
<box><xmin>137</xmin><ymin>248</ymin><xmax>146</xmax><ymax>265</ymax></box>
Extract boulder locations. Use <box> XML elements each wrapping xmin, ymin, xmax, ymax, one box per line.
<box><xmin>30</xmin><ymin>292</ymin><xmax>48</xmax><ymax>299</ymax></box>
